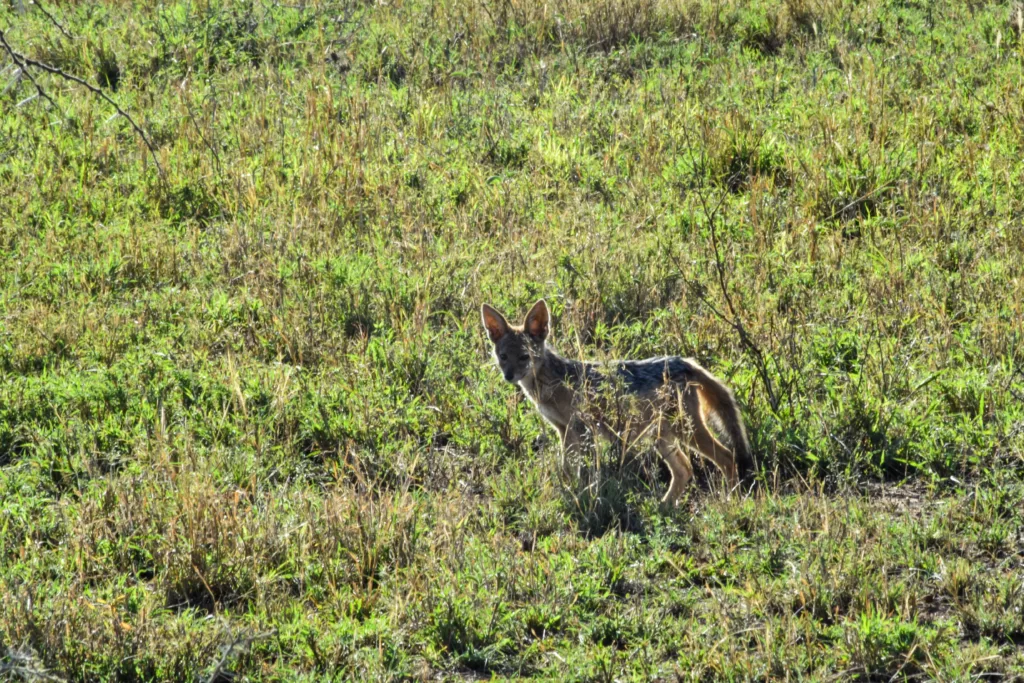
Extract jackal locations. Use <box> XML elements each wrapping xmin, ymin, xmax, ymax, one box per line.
<box><xmin>481</xmin><ymin>299</ymin><xmax>754</xmax><ymax>504</ymax></box>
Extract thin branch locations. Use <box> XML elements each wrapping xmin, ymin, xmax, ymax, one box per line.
<box><xmin>822</xmin><ymin>181</ymin><xmax>895</xmax><ymax>223</ymax></box>
<box><xmin>32</xmin><ymin>0</ymin><xmax>74</xmax><ymax>41</ymax></box>
<box><xmin>0</xmin><ymin>43</ymin><xmax>60</xmax><ymax>111</ymax></box>
<box><xmin>0</xmin><ymin>29</ymin><xmax>165</xmax><ymax>180</ymax></box>
<box><xmin>1</xmin><ymin>647</ymin><xmax>67</xmax><ymax>682</ymax></box>
<box><xmin>704</xmin><ymin>203</ymin><xmax>780</xmax><ymax>411</ymax></box>
<box><xmin>183</xmin><ymin>89</ymin><xmax>222</xmax><ymax>176</ymax></box>
<box><xmin>678</xmin><ymin>125</ymin><xmax>781</xmax><ymax>413</ymax></box>
<box><xmin>205</xmin><ymin>625</ymin><xmax>277</xmax><ymax>683</ymax></box>
<box><xmin>681</xmin><ymin>269</ymin><xmax>779</xmax><ymax>413</ymax></box>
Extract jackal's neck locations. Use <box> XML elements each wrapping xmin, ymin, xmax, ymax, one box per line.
<box><xmin>518</xmin><ymin>346</ymin><xmax>587</xmax><ymax>400</ymax></box>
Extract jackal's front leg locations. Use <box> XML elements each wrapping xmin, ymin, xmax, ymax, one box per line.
<box><xmin>557</xmin><ymin>417</ymin><xmax>587</xmax><ymax>477</ymax></box>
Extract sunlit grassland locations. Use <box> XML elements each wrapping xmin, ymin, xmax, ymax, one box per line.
<box><xmin>1</xmin><ymin>0</ymin><xmax>1023</xmax><ymax>679</ymax></box>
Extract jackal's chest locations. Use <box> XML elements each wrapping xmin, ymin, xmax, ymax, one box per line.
<box><xmin>518</xmin><ymin>384</ymin><xmax>570</xmax><ymax>429</ymax></box>
<box><xmin>535</xmin><ymin>400</ymin><xmax>567</xmax><ymax>428</ymax></box>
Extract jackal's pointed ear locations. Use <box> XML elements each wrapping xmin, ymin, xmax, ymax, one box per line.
<box><xmin>524</xmin><ymin>299</ymin><xmax>549</xmax><ymax>342</ymax></box>
<box><xmin>481</xmin><ymin>304</ymin><xmax>509</xmax><ymax>343</ymax></box>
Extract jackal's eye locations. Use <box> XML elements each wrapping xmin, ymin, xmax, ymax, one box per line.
<box><xmin>499</xmin><ymin>353</ymin><xmax>507</xmax><ymax>361</ymax></box>
<box><xmin>519</xmin><ymin>355</ymin><xmax>529</xmax><ymax>362</ymax></box>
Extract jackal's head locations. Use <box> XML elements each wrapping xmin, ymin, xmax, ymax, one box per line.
<box><xmin>480</xmin><ymin>299</ymin><xmax>549</xmax><ymax>384</ymax></box>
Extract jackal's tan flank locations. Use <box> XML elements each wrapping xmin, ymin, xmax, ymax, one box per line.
<box><xmin>481</xmin><ymin>300</ymin><xmax>754</xmax><ymax>504</ymax></box>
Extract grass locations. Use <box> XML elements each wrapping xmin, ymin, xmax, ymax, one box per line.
<box><xmin>1</xmin><ymin>0</ymin><xmax>1023</xmax><ymax>679</ymax></box>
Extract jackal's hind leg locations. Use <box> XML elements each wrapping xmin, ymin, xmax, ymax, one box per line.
<box><xmin>655</xmin><ymin>430</ymin><xmax>693</xmax><ymax>506</ymax></box>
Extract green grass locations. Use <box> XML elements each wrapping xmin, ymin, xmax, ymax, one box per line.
<box><xmin>1</xmin><ymin>0</ymin><xmax>1024</xmax><ymax>679</ymax></box>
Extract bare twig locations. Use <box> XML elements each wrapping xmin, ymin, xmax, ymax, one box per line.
<box><xmin>0</xmin><ymin>30</ymin><xmax>165</xmax><ymax>180</ymax></box>
<box><xmin>183</xmin><ymin>90</ymin><xmax>223</xmax><ymax>176</ymax></box>
<box><xmin>676</xmin><ymin>126</ymin><xmax>781</xmax><ymax>413</ymax></box>
<box><xmin>822</xmin><ymin>181</ymin><xmax>895</xmax><ymax>223</ymax></box>
<box><xmin>31</xmin><ymin>0</ymin><xmax>74</xmax><ymax>41</ymax></box>
<box><xmin>0</xmin><ymin>39</ymin><xmax>60</xmax><ymax>111</ymax></box>
<box><xmin>205</xmin><ymin>624</ymin><xmax>276</xmax><ymax>683</ymax></box>
<box><xmin>702</xmin><ymin>197</ymin><xmax>780</xmax><ymax>412</ymax></box>
<box><xmin>1</xmin><ymin>647</ymin><xmax>67</xmax><ymax>682</ymax></box>
<box><xmin>682</xmin><ymin>267</ymin><xmax>779</xmax><ymax>414</ymax></box>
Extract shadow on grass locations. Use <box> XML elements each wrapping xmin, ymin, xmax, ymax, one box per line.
<box><xmin>556</xmin><ymin>442</ymin><xmax>734</xmax><ymax>538</ymax></box>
